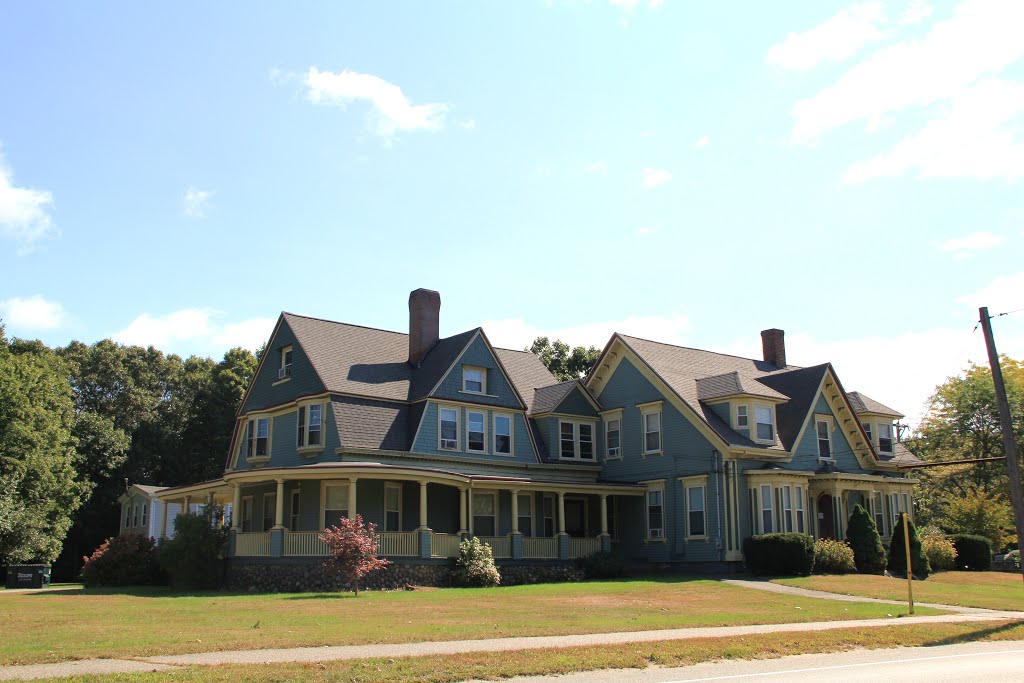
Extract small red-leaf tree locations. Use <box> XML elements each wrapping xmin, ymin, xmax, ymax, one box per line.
<box><xmin>321</xmin><ymin>515</ymin><xmax>390</xmax><ymax>596</ymax></box>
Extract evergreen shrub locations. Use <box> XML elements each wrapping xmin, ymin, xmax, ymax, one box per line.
<box><xmin>845</xmin><ymin>503</ymin><xmax>887</xmax><ymax>573</ymax></box>
<box><xmin>950</xmin><ymin>534</ymin><xmax>992</xmax><ymax>571</ymax></box>
<box><xmin>887</xmin><ymin>513</ymin><xmax>930</xmax><ymax>579</ymax></box>
<box><xmin>743</xmin><ymin>533</ymin><xmax>815</xmax><ymax>576</ymax></box>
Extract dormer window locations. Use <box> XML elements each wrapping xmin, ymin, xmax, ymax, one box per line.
<box><xmin>863</xmin><ymin>422</ymin><xmax>873</xmax><ymax>445</ymax></box>
<box><xmin>878</xmin><ymin>423</ymin><xmax>894</xmax><ymax>454</ymax></box>
<box><xmin>736</xmin><ymin>405</ymin><xmax>749</xmax><ymax>428</ymax></box>
<box><xmin>755</xmin><ymin>406</ymin><xmax>774</xmax><ymax>441</ymax></box>
<box><xmin>462</xmin><ymin>367</ymin><xmax>485</xmax><ymax>393</ymax></box>
<box><xmin>279</xmin><ymin>346</ymin><xmax>293</xmax><ymax>380</ymax></box>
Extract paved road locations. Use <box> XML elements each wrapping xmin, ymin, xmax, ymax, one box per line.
<box><xmin>472</xmin><ymin>640</ymin><xmax>1024</xmax><ymax>683</ymax></box>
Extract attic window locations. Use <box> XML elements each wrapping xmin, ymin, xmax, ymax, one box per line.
<box><xmin>754</xmin><ymin>406</ymin><xmax>774</xmax><ymax>442</ymax></box>
<box><xmin>279</xmin><ymin>346</ymin><xmax>293</xmax><ymax>380</ymax></box>
<box><xmin>878</xmin><ymin>423</ymin><xmax>894</xmax><ymax>454</ymax></box>
<box><xmin>736</xmin><ymin>405</ymin><xmax>749</xmax><ymax>428</ymax></box>
<box><xmin>463</xmin><ymin>367</ymin><xmax>485</xmax><ymax>394</ymax></box>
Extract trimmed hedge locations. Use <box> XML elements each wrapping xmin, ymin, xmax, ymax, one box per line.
<box><xmin>887</xmin><ymin>513</ymin><xmax>930</xmax><ymax>579</ymax></box>
<box><xmin>950</xmin><ymin>534</ymin><xmax>992</xmax><ymax>571</ymax></box>
<box><xmin>743</xmin><ymin>533</ymin><xmax>815</xmax><ymax>576</ymax></box>
<box><xmin>922</xmin><ymin>535</ymin><xmax>957</xmax><ymax>572</ymax></box>
<box><xmin>813</xmin><ymin>539</ymin><xmax>857</xmax><ymax>574</ymax></box>
<box><xmin>575</xmin><ymin>551</ymin><xmax>626</xmax><ymax>579</ymax></box>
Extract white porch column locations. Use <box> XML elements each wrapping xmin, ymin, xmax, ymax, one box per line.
<box><xmin>183</xmin><ymin>495</ymin><xmax>191</xmax><ymax>512</ymax></box>
<box><xmin>600</xmin><ymin>494</ymin><xmax>608</xmax><ymax>535</ymax></box>
<box><xmin>510</xmin><ymin>489</ymin><xmax>519</xmax><ymax>534</ymax></box>
<box><xmin>557</xmin><ymin>491</ymin><xmax>566</xmax><ymax>534</ymax></box>
<box><xmin>231</xmin><ymin>484</ymin><xmax>241</xmax><ymax>530</ymax></box>
<box><xmin>458</xmin><ymin>487</ymin><xmax>468</xmax><ymax>535</ymax></box>
<box><xmin>160</xmin><ymin>500</ymin><xmax>169</xmax><ymax>539</ymax></box>
<box><xmin>419</xmin><ymin>481</ymin><xmax>429</xmax><ymax>531</ymax></box>
<box><xmin>273</xmin><ymin>479</ymin><xmax>285</xmax><ymax>529</ymax></box>
<box><xmin>348</xmin><ymin>478</ymin><xmax>358</xmax><ymax>520</ymax></box>
<box><xmin>468</xmin><ymin>488</ymin><xmax>474</xmax><ymax>535</ymax></box>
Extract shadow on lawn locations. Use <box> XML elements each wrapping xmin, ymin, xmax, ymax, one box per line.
<box><xmin>925</xmin><ymin>621</ymin><xmax>1024</xmax><ymax>647</ymax></box>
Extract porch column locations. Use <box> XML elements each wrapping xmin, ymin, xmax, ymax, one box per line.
<box><xmin>458</xmin><ymin>487</ymin><xmax>468</xmax><ymax>536</ymax></box>
<box><xmin>231</xmin><ymin>484</ymin><xmax>242</xmax><ymax>530</ymax></box>
<box><xmin>183</xmin><ymin>495</ymin><xmax>191</xmax><ymax>512</ymax></box>
<box><xmin>599</xmin><ymin>494</ymin><xmax>608</xmax><ymax>535</ymax></box>
<box><xmin>419</xmin><ymin>481</ymin><xmax>429</xmax><ymax>531</ymax></box>
<box><xmin>468</xmin><ymin>488</ymin><xmax>474</xmax><ymax>535</ymax></box>
<box><xmin>273</xmin><ymin>479</ymin><xmax>285</xmax><ymax>529</ymax></box>
<box><xmin>206</xmin><ymin>492</ymin><xmax>214</xmax><ymax>506</ymax></box>
<box><xmin>160</xmin><ymin>500</ymin><xmax>169</xmax><ymax>541</ymax></box>
<box><xmin>510</xmin><ymin>489</ymin><xmax>523</xmax><ymax>560</ymax></box>
<box><xmin>557</xmin><ymin>492</ymin><xmax>566</xmax><ymax>534</ymax></box>
<box><xmin>510</xmin><ymin>489</ymin><xmax>519</xmax><ymax>534</ymax></box>
<box><xmin>348</xmin><ymin>478</ymin><xmax>358</xmax><ymax>520</ymax></box>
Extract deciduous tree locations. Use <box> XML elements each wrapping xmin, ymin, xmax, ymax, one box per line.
<box><xmin>322</xmin><ymin>515</ymin><xmax>390</xmax><ymax>596</ymax></box>
<box><xmin>528</xmin><ymin>337</ymin><xmax>600</xmax><ymax>382</ymax></box>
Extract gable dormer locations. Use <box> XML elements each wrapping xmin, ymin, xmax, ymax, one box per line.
<box><xmin>427</xmin><ymin>332</ymin><xmax>523</xmax><ymax>410</ymax></box>
<box><xmin>239</xmin><ymin>315</ymin><xmax>326</xmax><ymax>415</ymax></box>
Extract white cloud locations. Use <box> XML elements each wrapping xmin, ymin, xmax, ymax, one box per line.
<box><xmin>642</xmin><ymin>167</ymin><xmax>672</xmax><ymax>188</ymax></box>
<box><xmin>585</xmin><ymin>160</ymin><xmax>609</xmax><ymax>177</ymax></box>
<box><xmin>304</xmin><ymin>67</ymin><xmax>449</xmax><ymax>140</ymax></box>
<box><xmin>113</xmin><ymin>309</ymin><xmax>275</xmax><ymax>355</ymax></box>
<box><xmin>766</xmin><ymin>3</ymin><xmax>887</xmax><ymax>71</ymax></box>
<box><xmin>842</xmin><ymin>77</ymin><xmax>1024</xmax><ymax>183</ymax></box>
<box><xmin>637</xmin><ymin>226</ymin><xmax>657</xmax><ymax>236</ymax></box>
<box><xmin>791</xmin><ymin>0</ymin><xmax>1024</xmax><ymax>144</ymax></box>
<box><xmin>0</xmin><ymin>151</ymin><xmax>56</xmax><ymax>254</ymax></box>
<box><xmin>956</xmin><ymin>271</ymin><xmax>1024</xmax><ymax>313</ymax></box>
<box><xmin>482</xmin><ymin>312</ymin><xmax>691</xmax><ymax>352</ymax></box>
<box><xmin>183</xmin><ymin>187</ymin><xmax>213</xmax><ymax>219</ymax></box>
<box><xmin>694</xmin><ymin>135</ymin><xmax>711</xmax><ymax>149</ymax></box>
<box><xmin>935</xmin><ymin>230</ymin><xmax>1004</xmax><ymax>259</ymax></box>
<box><xmin>0</xmin><ymin>295</ymin><xmax>67</xmax><ymax>332</ymax></box>
<box><xmin>899</xmin><ymin>0</ymin><xmax>933</xmax><ymax>24</ymax></box>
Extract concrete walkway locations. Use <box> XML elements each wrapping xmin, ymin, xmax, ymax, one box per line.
<box><xmin>719</xmin><ymin>578</ymin><xmax>1014</xmax><ymax>616</ymax></box>
<box><xmin>2</xmin><ymin>610</ymin><xmax>1022</xmax><ymax>681</ymax></box>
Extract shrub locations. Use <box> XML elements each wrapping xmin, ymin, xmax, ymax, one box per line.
<box><xmin>813</xmin><ymin>539</ymin><xmax>857</xmax><ymax>574</ymax></box>
<box><xmin>950</xmin><ymin>534</ymin><xmax>992</xmax><ymax>571</ymax></box>
<box><xmin>575</xmin><ymin>551</ymin><xmax>626</xmax><ymax>579</ymax></box>
<box><xmin>845</xmin><ymin>503</ymin><xmax>886</xmax><ymax>574</ymax></box>
<box><xmin>743</xmin><ymin>533</ymin><xmax>815</xmax><ymax>576</ymax></box>
<box><xmin>922</xmin><ymin>535</ymin><xmax>957</xmax><ymax>572</ymax></box>
<box><xmin>322</xmin><ymin>515</ymin><xmax>391</xmax><ymax>596</ymax></box>
<box><xmin>941</xmin><ymin>488</ymin><xmax>1014</xmax><ymax>553</ymax></box>
<box><xmin>1008</xmin><ymin>549</ymin><xmax>1020</xmax><ymax>570</ymax></box>
<box><xmin>81</xmin><ymin>534</ymin><xmax>164</xmax><ymax>587</ymax></box>
<box><xmin>887</xmin><ymin>513</ymin><xmax>930</xmax><ymax>579</ymax></box>
<box><xmin>453</xmin><ymin>537</ymin><xmax>501</xmax><ymax>587</ymax></box>
<box><xmin>158</xmin><ymin>505</ymin><xmax>230</xmax><ymax>589</ymax></box>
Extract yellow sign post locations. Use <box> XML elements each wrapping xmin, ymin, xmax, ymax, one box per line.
<box><xmin>903</xmin><ymin>512</ymin><xmax>914</xmax><ymax>615</ymax></box>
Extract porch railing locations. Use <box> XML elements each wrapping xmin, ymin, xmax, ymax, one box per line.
<box><xmin>235</xmin><ymin>531</ymin><xmax>270</xmax><ymax>557</ymax></box>
<box><xmin>431</xmin><ymin>533</ymin><xmax>461</xmax><ymax>558</ymax></box>
<box><xmin>284</xmin><ymin>531</ymin><xmax>329</xmax><ymax>557</ymax></box>
<box><xmin>569</xmin><ymin>537</ymin><xmax>600</xmax><ymax>559</ymax></box>
<box><xmin>475</xmin><ymin>535</ymin><xmax>510</xmax><ymax>558</ymax></box>
<box><xmin>523</xmin><ymin>537</ymin><xmax>558</xmax><ymax>559</ymax></box>
<box><xmin>377</xmin><ymin>531</ymin><xmax>418</xmax><ymax>557</ymax></box>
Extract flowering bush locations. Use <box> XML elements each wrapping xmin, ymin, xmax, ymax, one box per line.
<box><xmin>922</xmin><ymin>535</ymin><xmax>957</xmax><ymax>572</ymax></box>
<box><xmin>322</xmin><ymin>515</ymin><xmax>390</xmax><ymax>596</ymax></box>
<box><xmin>813</xmin><ymin>539</ymin><xmax>856</xmax><ymax>574</ymax></box>
<box><xmin>452</xmin><ymin>537</ymin><xmax>501</xmax><ymax>587</ymax></box>
<box><xmin>81</xmin><ymin>534</ymin><xmax>164</xmax><ymax>586</ymax></box>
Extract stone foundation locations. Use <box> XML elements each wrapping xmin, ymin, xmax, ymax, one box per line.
<box><xmin>227</xmin><ymin>559</ymin><xmax>583</xmax><ymax>592</ymax></box>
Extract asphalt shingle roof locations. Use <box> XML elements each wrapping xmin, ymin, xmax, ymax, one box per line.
<box><xmin>493</xmin><ymin>347</ymin><xmax>560</xmax><ymax>413</ymax></box>
<box><xmin>530</xmin><ymin>381</ymin><xmax>578</xmax><ymax>415</ymax></box>
<box><xmin>847</xmin><ymin>391</ymin><xmax>904</xmax><ymax>418</ymax></box>
<box><xmin>695</xmin><ymin>371</ymin><xmax>789</xmax><ymax>401</ymax></box>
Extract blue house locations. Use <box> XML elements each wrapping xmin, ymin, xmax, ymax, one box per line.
<box><xmin>145</xmin><ymin>289</ymin><xmax>919</xmax><ymax>585</ymax></box>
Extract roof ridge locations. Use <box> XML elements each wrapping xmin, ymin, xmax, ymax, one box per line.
<box><xmin>283</xmin><ymin>311</ymin><xmax>408</xmax><ymax>337</ymax></box>
<box><xmin>618</xmin><ymin>332</ymin><xmax>798</xmax><ymax>368</ymax></box>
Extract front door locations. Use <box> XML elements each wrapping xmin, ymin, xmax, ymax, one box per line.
<box><xmin>817</xmin><ymin>494</ymin><xmax>834</xmax><ymax>539</ymax></box>
<box><xmin>564</xmin><ymin>499</ymin><xmax>586</xmax><ymax>537</ymax></box>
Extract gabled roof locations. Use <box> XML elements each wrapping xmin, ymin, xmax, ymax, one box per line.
<box><xmin>758</xmin><ymin>364</ymin><xmax>831</xmax><ymax>452</ymax></box>
<box><xmin>493</xmin><ymin>347</ymin><xmax>560</xmax><ymax>413</ymax></box>
<box><xmin>695</xmin><ymin>371</ymin><xmax>788</xmax><ymax>401</ymax></box>
<box><xmin>847</xmin><ymin>391</ymin><xmax>904</xmax><ymax>418</ymax></box>
<box><xmin>531</xmin><ymin>381</ymin><xmax>577</xmax><ymax>415</ymax></box>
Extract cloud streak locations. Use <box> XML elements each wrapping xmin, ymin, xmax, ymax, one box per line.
<box><xmin>0</xmin><ymin>150</ymin><xmax>56</xmax><ymax>254</ymax></box>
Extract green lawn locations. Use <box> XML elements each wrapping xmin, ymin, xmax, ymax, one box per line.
<box><xmin>773</xmin><ymin>572</ymin><xmax>1024</xmax><ymax>612</ymax></box>
<box><xmin>26</xmin><ymin>620</ymin><xmax>1024</xmax><ymax>683</ymax></box>
<box><xmin>0</xmin><ymin>577</ymin><xmax>942</xmax><ymax>665</ymax></box>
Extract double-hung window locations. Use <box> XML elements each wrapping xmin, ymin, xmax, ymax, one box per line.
<box><xmin>247</xmin><ymin>417</ymin><xmax>270</xmax><ymax>458</ymax></box>
<box><xmin>872</xmin><ymin>491</ymin><xmax>885</xmax><ymax>534</ymax></box>
<box><xmin>755</xmin><ymin>406</ymin><xmax>774</xmax><ymax>442</ymax></box>
<box><xmin>795</xmin><ymin>487</ymin><xmax>805</xmax><ymax>533</ymax></box>
<box><xmin>141</xmin><ymin>503</ymin><xmax>148</xmax><ymax>528</ymax></box>
<box><xmin>736</xmin><ymin>405</ymin><xmax>749</xmax><ymax>428</ymax></box>
<box><xmin>439</xmin><ymin>407</ymin><xmax>459</xmax><ymax>450</ymax></box>
<box><xmin>493</xmin><ymin>414</ymin><xmax>512</xmax><ymax>455</ymax></box>
<box><xmin>579</xmin><ymin>423</ymin><xmax>594</xmax><ymax>459</ymax></box>
<box><xmin>878</xmin><ymin>423</ymin><xmax>894</xmax><ymax>454</ymax></box>
<box><xmin>889</xmin><ymin>492</ymin><xmax>901</xmax><ymax>525</ymax></box>
<box><xmin>467</xmin><ymin>410</ymin><xmax>486</xmax><ymax>452</ymax></box>
<box><xmin>559</xmin><ymin>421</ymin><xmax>596</xmax><ymax>460</ymax></box>
<box><xmin>560</xmin><ymin>421</ymin><xmax>576</xmax><ymax>458</ymax></box>
<box><xmin>760</xmin><ymin>484</ymin><xmax>774</xmax><ymax>533</ymax></box>
<box><xmin>782</xmin><ymin>486</ymin><xmax>793</xmax><ymax>532</ymax></box>
<box><xmin>384</xmin><ymin>483</ymin><xmax>402</xmax><ymax>531</ymax></box>
<box><xmin>684</xmin><ymin>481</ymin><xmax>706</xmax><ymax>538</ymax></box>
<box><xmin>646</xmin><ymin>488</ymin><xmax>664</xmax><ymax>540</ymax></box>
<box><xmin>297</xmin><ymin>404</ymin><xmax>322</xmax><ymax>448</ymax></box>
<box><xmin>863</xmin><ymin>422</ymin><xmax>873</xmax><ymax>447</ymax></box>
<box><xmin>816</xmin><ymin>419</ymin><xmax>832</xmax><ymax>459</ymax></box>
<box><xmin>643</xmin><ymin>410</ymin><xmax>662</xmax><ymax>454</ymax></box>
<box><xmin>605</xmin><ymin>418</ymin><xmax>621</xmax><ymax>459</ymax></box>
<box><xmin>472</xmin><ymin>492</ymin><xmax>496</xmax><ymax>536</ymax></box>
<box><xmin>322</xmin><ymin>484</ymin><xmax>349</xmax><ymax>528</ymax></box>
<box><xmin>462</xmin><ymin>367</ymin><xmax>485</xmax><ymax>393</ymax></box>
<box><xmin>516</xmin><ymin>493</ymin><xmax>533</xmax><ymax>536</ymax></box>
<box><xmin>279</xmin><ymin>346</ymin><xmax>293</xmax><ymax>379</ymax></box>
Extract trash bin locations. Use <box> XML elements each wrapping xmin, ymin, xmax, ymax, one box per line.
<box><xmin>5</xmin><ymin>564</ymin><xmax>51</xmax><ymax>589</ymax></box>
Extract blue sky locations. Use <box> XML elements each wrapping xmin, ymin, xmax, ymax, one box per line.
<box><xmin>2</xmin><ymin>0</ymin><xmax>1022</xmax><ymax>425</ymax></box>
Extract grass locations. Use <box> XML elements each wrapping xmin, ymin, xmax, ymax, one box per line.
<box><xmin>28</xmin><ymin>620</ymin><xmax>1024</xmax><ymax>682</ymax></box>
<box><xmin>0</xmin><ymin>577</ymin><xmax>943</xmax><ymax>665</ymax></box>
<box><xmin>773</xmin><ymin>571</ymin><xmax>1024</xmax><ymax>612</ymax></box>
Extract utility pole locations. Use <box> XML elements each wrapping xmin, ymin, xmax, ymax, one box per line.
<box><xmin>978</xmin><ymin>307</ymin><xmax>1024</xmax><ymax>583</ymax></box>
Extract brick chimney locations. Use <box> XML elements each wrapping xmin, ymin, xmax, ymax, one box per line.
<box><xmin>761</xmin><ymin>328</ymin><xmax>786</xmax><ymax>368</ymax></box>
<box><xmin>408</xmin><ymin>288</ymin><xmax>441</xmax><ymax>367</ymax></box>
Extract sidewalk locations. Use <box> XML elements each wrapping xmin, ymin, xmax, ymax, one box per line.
<box><xmin>2</xmin><ymin>609</ymin><xmax>1021</xmax><ymax>681</ymax></box>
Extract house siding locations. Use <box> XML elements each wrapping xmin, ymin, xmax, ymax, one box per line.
<box><xmin>554</xmin><ymin>387</ymin><xmax>598</xmax><ymax>417</ymax></box>
<box><xmin>790</xmin><ymin>395</ymin><xmax>866</xmax><ymax>474</ymax></box>
<box><xmin>411</xmin><ymin>401</ymin><xmax>537</xmax><ymax>463</ymax></box>
<box><xmin>232</xmin><ymin>399</ymin><xmax>341</xmax><ymax>472</ymax></box>
<box><xmin>242</xmin><ymin>320</ymin><xmax>325</xmax><ymax>413</ymax></box>
<box><xmin>430</xmin><ymin>336</ymin><xmax>522</xmax><ymax>409</ymax></box>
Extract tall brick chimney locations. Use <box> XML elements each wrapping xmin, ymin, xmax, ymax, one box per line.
<box><xmin>408</xmin><ymin>288</ymin><xmax>441</xmax><ymax>367</ymax></box>
<box><xmin>761</xmin><ymin>328</ymin><xmax>786</xmax><ymax>368</ymax></box>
